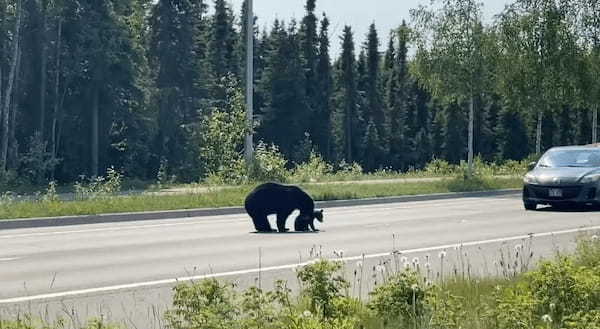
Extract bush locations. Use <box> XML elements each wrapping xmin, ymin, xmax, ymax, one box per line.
<box><xmin>291</xmin><ymin>151</ymin><xmax>332</xmax><ymax>183</ymax></box>
<box><xmin>296</xmin><ymin>260</ymin><xmax>349</xmax><ymax>319</ymax></box>
<box><xmin>248</xmin><ymin>142</ymin><xmax>289</xmax><ymax>183</ymax></box>
<box><xmin>165</xmin><ymin>279</ymin><xmax>239</xmax><ymax>329</ymax></box>
<box><xmin>526</xmin><ymin>257</ymin><xmax>600</xmax><ymax>324</ymax></box>
<box><xmin>368</xmin><ymin>270</ymin><xmax>429</xmax><ymax>325</ymax></box>
<box><xmin>74</xmin><ymin>167</ymin><xmax>123</xmax><ymax>200</ymax></box>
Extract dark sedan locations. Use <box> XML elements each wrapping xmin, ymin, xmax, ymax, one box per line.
<box><xmin>523</xmin><ymin>146</ymin><xmax>600</xmax><ymax>210</ymax></box>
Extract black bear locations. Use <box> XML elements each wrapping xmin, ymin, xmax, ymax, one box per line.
<box><xmin>294</xmin><ymin>209</ymin><xmax>324</xmax><ymax>232</ymax></box>
<box><xmin>244</xmin><ymin>182</ymin><xmax>323</xmax><ymax>233</ymax></box>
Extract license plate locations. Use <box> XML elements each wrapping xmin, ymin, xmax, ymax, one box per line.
<box><xmin>549</xmin><ymin>188</ymin><xmax>563</xmax><ymax>197</ymax></box>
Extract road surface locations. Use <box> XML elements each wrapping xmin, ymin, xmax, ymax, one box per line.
<box><xmin>1</xmin><ymin>193</ymin><xmax>599</xmax><ymax>327</ymax></box>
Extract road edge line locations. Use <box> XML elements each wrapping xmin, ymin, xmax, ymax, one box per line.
<box><xmin>0</xmin><ymin>189</ymin><xmax>520</xmax><ymax>230</ymax></box>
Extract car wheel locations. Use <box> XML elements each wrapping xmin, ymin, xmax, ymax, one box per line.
<box><xmin>524</xmin><ymin>201</ymin><xmax>537</xmax><ymax>211</ymax></box>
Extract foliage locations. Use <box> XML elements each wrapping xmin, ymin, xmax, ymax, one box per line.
<box><xmin>18</xmin><ymin>133</ymin><xmax>61</xmax><ymax>186</ymax></box>
<box><xmin>291</xmin><ymin>151</ymin><xmax>333</xmax><ymax>183</ymax></box>
<box><xmin>368</xmin><ymin>270</ymin><xmax>429</xmax><ymax>325</ymax></box>
<box><xmin>248</xmin><ymin>142</ymin><xmax>288</xmax><ymax>183</ymax></box>
<box><xmin>165</xmin><ymin>279</ymin><xmax>238</xmax><ymax>329</ymax></box>
<box><xmin>199</xmin><ymin>79</ymin><xmax>249</xmax><ymax>184</ymax></box>
<box><xmin>73</xmin><ymin>167</ymin><xmax>123</xmax><ymax>200</ymax></box>
<box><xmin>296</xmin><ymin>260</ymin><xmax>349</xmax><ymax>318</ymax></box>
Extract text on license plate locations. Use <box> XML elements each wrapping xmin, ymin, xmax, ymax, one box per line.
<box><xmin>549</xmin><ymin>188</ymin><xmax>563</xmax><ymax>197</ymax></box>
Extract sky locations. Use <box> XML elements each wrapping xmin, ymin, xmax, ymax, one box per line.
<box><xmin>221</xmin><ymin>0</ymin><xmax>514</xmax><ymax>56</ymax></box>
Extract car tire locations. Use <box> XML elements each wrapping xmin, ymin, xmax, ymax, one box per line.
<box><xmin>524</xmin><ymin>201</ymin><xmax>537</xmax><ymax>211</ymax></box>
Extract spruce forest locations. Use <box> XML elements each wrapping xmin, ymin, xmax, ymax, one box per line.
<box><xmin>0</xmin><ymin>0</ymin><xmax>598</xmax><ymax>186</ymax></box>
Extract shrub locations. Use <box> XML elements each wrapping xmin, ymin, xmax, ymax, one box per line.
<box><xmin>526</xmin><ymin>257</ymin><xmax>600</xmax><ymax>324</ymax></box>
<box><xmin>165</xmin><ymin>279</ymin><xmax>239</xmax><ymax>329</ymax></box>
<box><xmin>574</xmin><ymin>235</ymin><xmax>600</xmax><ymax>268</ymax></box>
<box><xmin>19</xmin><ymin>132</ymin><xmax>60</xmax><ymax>185</ymax></box>
<box><xmin>485</xmin><ymin>284</ymin><xmax>537</xmax><ymax>329</ymax></box>
<box><xmin>248</xmin><ymin>142</ymin><xmax>289</xmax><ymax>183</ymax></box>
<box><xmin>368</xmin><ymin>270</ymin><xmax>429</xmax><ymax>325</ymax></box>
<box><xmin>562</xmin><ymin>311</ymin><xmax>600</xmax><ymax>329</ymax></box>
<box><xmin>424</xmin><ymin>158</ymin><xmax>455</xmax><ymax>176</ymax></box>
<box><xmin>74</xmin><ymin>167</ymin><xmax>123</xmax><ymax>200</ymax></box>
<box><xmin>291</xmin><ymin>151</ymin><xmax>332</xmax><ymax>183</ymax></box>
<box><xmin>296</xmin><ymin>260</ymin><xmax>349</xmax><ymax>319</ymax></box>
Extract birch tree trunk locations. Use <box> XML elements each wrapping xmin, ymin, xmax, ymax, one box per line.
<box><xmin>536</xmin><ymin>110</ymin><xmax>543</xmax><ymax>154</ymax></box>
<box><xmin>1</xmin><ymin>0</ymin><xmax>22</xmax><ymax>171</ymax></box>
<box><xmin>91</xmin><ymin>88</ymin><xmax>99</xmax><ymax>177</ymax></box>
<box><xmin>593</xmin><ymin>106</ymin><xmax>598</xmax><ymax>144</ymax></box>
<box><xmin>8</xmin><ymin>41</ymin><xmax>22</xmax><ymax>169</ymax></box>
<box><xmin>51</xmin><ymin>19</ymin><xmax>62</xmax><ymax>161</ymax></box>
<box><xmin>39</xmin><ymin>0</ymin><xmax>48</xmax><ymax>137</ymax></box>
<box><xmin>468</xmin><ymin>95</ymin><xmax>474</xmax><ymax>176</ymax></box>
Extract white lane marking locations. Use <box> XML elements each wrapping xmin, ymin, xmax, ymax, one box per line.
<box><xmin>1</xmin><ymin>224</ymin><xmax>598</xmax><ymax>304</ymax></box>
<box><xmin>0</xmin><ymin>197</ymin><xmax>516</xmax><ymax>239</ymax></box>
<box><xmin>0</xmin><ymin>218</ymin><xmax>244</xmax><ymax>239</ymax></box>
<box><xmin>0</xmin><ymin>257</ymin><xmax>20</xmax><ymax>262</ymax></box>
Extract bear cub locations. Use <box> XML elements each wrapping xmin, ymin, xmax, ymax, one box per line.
<box><xmin>294</xmin><ymin>209</ymin><xmax>324</xmax><ymax>232</ymax></box>
<box><xmin>244</xmin><ymin>182</ymin><xmax>324</xmax><ymax>233</ymax></box>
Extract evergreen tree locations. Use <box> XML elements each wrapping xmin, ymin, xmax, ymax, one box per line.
<box><xmin>333</xmin><ymin>26</ymin><xmax>362</xmax><ymax>163</ymax></box>
<box><xmin>361</xmin><ymin>23</ymin><xmax>386</xmax><ymax>170</ymax></box>
<box><xmin>208</xmin><ymin>0</ymin><xmax>238</xmax><ymax>88</ymax></box>
<box><xmin>149</xmin><ymin>0</ymin><xmax>207</xmax><ymax>179</ymax></box>
<box><xmin>386</xmin><ymin>22</ymin><xmax>411</xmax><ymax>170</ymax></box>
<box><xmin>300</xmin><ymin>0</ymin><xmax>319</xmax><ymax>151</ymax></box>
<box><xmin>497</xmin><ymin>106</ymin><xmax>529</xmax><ymax>160</ymax></box>
<box><xmin>57</xmin><ymin>0</ymin><xmax>147</xmax><ymax>178</ymax></box>
<box><xmin>312</xmin><ymin>14</ymin><xmax>333</xmax><ymax>160</ymax></box>
<box><xmin>442</xmin><ymin>101</ymin><xmax>467</xmax><ymax>164</ymax></box>
<box><xmin>258</xmin><ymin>20</ymin><xmax>309</xmax><ymax>162</ymax></box>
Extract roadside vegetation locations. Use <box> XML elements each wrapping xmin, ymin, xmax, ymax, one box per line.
<box><xmin>0</xmin><ymin>156</ymin><xmax>526</xmax><ymax>220</ymax></box>
<box><xmin>3</xmin><ymin>235</ymin><xmax>599</xmax><ymax>329</ymax></box>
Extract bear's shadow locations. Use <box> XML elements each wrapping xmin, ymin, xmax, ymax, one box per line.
<box><xmin>252</xmin><ymin>230</ymin><xmax>323</xmax><ymax>234</ymax></box>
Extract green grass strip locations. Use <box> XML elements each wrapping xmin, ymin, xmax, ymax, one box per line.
<box><xmin>0</xmin><ymin>177</ymin><xmax>523</xmax><ymax>220</ymax></box>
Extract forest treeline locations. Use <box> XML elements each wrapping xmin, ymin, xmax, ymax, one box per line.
<box><xmin>0</xmin><ymin>0</ymin><xmax>598</xmax><ymax>185</ymax></box>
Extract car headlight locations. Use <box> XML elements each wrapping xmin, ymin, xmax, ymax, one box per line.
<box><xmin>580</xmin><ymin>173</ymin><xmax>600</xmax><ymax>184</ymax></box>
<box><xmin>523</xmin><ymin>173</ymin><xmax>538</xmax><ymax>184</ymax></box>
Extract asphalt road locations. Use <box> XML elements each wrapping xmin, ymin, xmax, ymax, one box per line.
<box><xmin>1</xmin><ymin>193</ymin><xmax>600</xmax><ymax>327</ymax></box>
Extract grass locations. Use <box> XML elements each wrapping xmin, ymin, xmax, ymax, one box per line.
<box><xmin>0</xmin><ymin>176</ymin><xmax>523</xmax><ymax>220</ymax></box>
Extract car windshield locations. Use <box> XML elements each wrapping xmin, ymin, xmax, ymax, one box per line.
<box><xmin>538</xmin><ymin>149</ymin><xmax>600</xmax><ymax>168</ymax></box>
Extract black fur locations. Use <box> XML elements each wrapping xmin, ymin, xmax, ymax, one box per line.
<box><xmin>294</xmin><ymin>210</ymin><xmax>324</xmax><ymax>232</ymax></box>
<box><xmin>244</xmin><ymin>182</ymin><xmax>323</xmax><ymax>233</ymax></box>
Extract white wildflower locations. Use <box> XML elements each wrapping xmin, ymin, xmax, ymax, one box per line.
<box><xmin>592</xmin><ymin>235</ymin><xmax>599</xmax><ymax>241</ymax></box>
<box><xmin>438</xmin><ymin>251</ymin><xmax>447</xmax><ymax>259</ymax></box>
<box><xmin>514</xmin><ymin>244</ymin><xmax>523</xmax><ymax>252</ymax></box>
<box><xmin>375</xmin><ymin>265</ymin><xmax>385</xmax><ymax>273</ymax></box>
<box><xmin>412</xmin><ymin>257</ymin><xmax>420</xmax><ymax>265</ymax></box>
<box><xmin>541</xmin><ymin>314</ymin><xmax>552</xmax><ymax>323</ymax></box>
<box><xmin>303</xmin><ymin>310</ymin><xmax>312</xmax><ymax>318</ymax></box>
<box><xmin>400</xmin><ymin>256</ymin><xmax>409</xmax><ymax>264</ymax></box>
<box><xmin>356</xmin><ymin>261</ymin><xmax>363</xmax><ymax>268</ymax></box>
<box><xmin>411</xmin><ymin>284</ymin><xmax>419</xmax><ymax>291</ymax></box>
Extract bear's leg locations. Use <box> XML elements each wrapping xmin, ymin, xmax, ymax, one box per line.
<box><xmin>294</xmin><ymin>217</ymin><xmax>306</xmax><ymax>231</ymax></box>
<box><xmin>251</xmin><ymin>211</ymin><xmax>274</xmax><ymax>232</ymax></box>
<box><xmin>308</xmin><ymin>220</ymin><xmax>319</xmax><ymax>232</ymax></box>
<box><xmin>276</xmin><ymin>211</ymin><xmax>292</xmax><ymax>233</ymax></box>
<box><xmin>294</xmin><ymin>214</ymin><xmax>310</xmax><ymax>232</ymax></box>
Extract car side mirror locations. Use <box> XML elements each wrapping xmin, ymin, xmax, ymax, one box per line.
<box><xmin>527</xmin><ymin>162</ymin><xmax>537</xmax><ymax>171</ymax></box>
